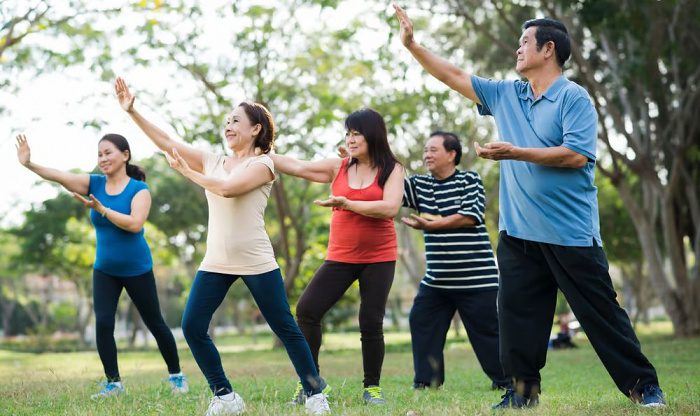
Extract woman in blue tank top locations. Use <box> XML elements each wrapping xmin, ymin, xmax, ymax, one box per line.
<box><xmin>15</xmin><ymin>133</ymin><xmax>188</xmax><ymax>399</ymax></box>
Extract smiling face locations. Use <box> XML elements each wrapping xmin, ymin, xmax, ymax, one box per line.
<box><xmin>345</xmin><ymin>129</ymin><xmax>369</xmax><ymax>159</ymax></box>
<box><xmin>97</xmin><ymin>139</ymin><xmax>129</xmax><ymax>176</ymax></box>
<box><xmin>224</xmin><ymin>106</ymin><xmax>261</xmax><ymax>152</ymax></box>
<box><xmin>423</xmin><ymin>135</ymin><xmax>455</xmax><ymax>174</ymax></box>
<box><xmin>516</xmin><ymin>26</ymin><xmax>548</xmax><ymax>75</ymax></box>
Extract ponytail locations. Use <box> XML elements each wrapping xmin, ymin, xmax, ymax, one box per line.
<box><xmin>126</xmin><ymin>163</ymin><xmax>146</xmax><ymax>182</ymax></box>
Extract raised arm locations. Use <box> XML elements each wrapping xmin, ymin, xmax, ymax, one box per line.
<box><xmin>393</xmin><ymin>3</ymin><xmax>480</xmax><ymax>104</ymax></box>
<box><xmin>269</xmin><ymin>153</ymin><xmax>342</xmax><ymax>183</ymax></box>
<box><xmin>115</xmin><ymin>77</ymin><xmax>205</xmax><ymax>173</ymax></box>
<box><xmin>316</xmin><ymin>164</ymin><xmax>405</xmax><ymax>219</ymax></box>
<box><xmin>15</xmin><ymin>134</ymin><xmax>90</xmax><ymax>195</ymax></box>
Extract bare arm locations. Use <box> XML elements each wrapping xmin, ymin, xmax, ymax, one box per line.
<box><xmin>316</xmin><ymin>164</ymin><xmax>405</xmax><ymax>219</ymax></box>
<box><xmin>401</xmin><ymin>212</ymin><xmax>477</xmax><ymax>231</ymax></box>
<box><xmin>475</xmin><ymin>142</ymin><xmax>588</xmax><ymax>169</ymax></box>
<box><xmin>73</xmin><ymin>190</ymin><xmax>151</xmax><ymax>233</ymax></box>
<box><xmin>269</xmin><ymin>153</ymin><xmax>342</xmax><ymax>183</ymax></box>
<box><xmin>16</xmin><ymin>134</ymin><xmax>90</xmax><ymax>194</ymax></box>
<box><xmin>394</xmin><ymin>3</ymin><xmax>480</xmax><ymax>104</ymax></box>
<box><xmin>167</xmin><ymin>149</ymin><xmax>274</xmax><ymax>198</ymax></box>
<box><xmin>115</xmin><ymin>77</ymin><xmax>205</xmax><ymax>173</ymax></box>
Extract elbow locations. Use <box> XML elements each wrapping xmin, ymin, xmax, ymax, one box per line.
<box><xmin>126</xmin><ymin>224</ymin><xmax>144</xmax><ymax>233</ymax></box>
<box><xmin>380</xmin><ymin>205</ymin><xmax>401</xmax><ymax>219</ymax></box>
<box><xmin>220</xmin><ymin>187</ymin><xmax>241</xmax><ymax>198</ymax></box>
<box><xmin>568</xmin><ymin>154</ymin><xmax>588</xmax><ymax>169</ymax></box>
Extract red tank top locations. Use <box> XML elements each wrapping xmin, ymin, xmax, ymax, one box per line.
<box><xmin>326</xmin><ymin>158</ymin><xmax>397</xmax><ymax>263</ymax></box>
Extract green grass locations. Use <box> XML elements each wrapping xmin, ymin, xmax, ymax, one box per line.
<box><xmin>1</xmin><ymin>322</ymin><xmax>698</xmax><ymax>415</ymax></box>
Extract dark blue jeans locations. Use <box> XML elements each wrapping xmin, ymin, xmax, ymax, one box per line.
<box><xmin>181</xmin><ymin>269</ymin><xmax>323</xmax><ymax>396</ymax></box>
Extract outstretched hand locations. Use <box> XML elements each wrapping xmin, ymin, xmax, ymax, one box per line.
<box><xmin>15</xmin><ymin>134</ymin><xmax>31</xmax><ymax>166</ymax></box>
<box><xmin>314</xmin><ymin>195</ymin><xmax>348</xmax><ymax>209</ymax></box>
<box><xmin>164</xmin><ymin>148</ymin><xmax>192</xmax><ymax>176</ymax></box>
<box><xmin>393</xmin><ymin>3</ymin><xmax>415</xmax><ymax>48</ymax></box>
<box><xmin>474</xmin><ymin>141</ymin><xmax>518</xmax><ymax>161</ymax></box>
<box><xmin>401</xmin><ymin>213</ymin><xmax>432</xmax><ymax>230</ymax></box>
<box><xmin>114</xmin><ymin>77</ymin><xmax>135</xmax><ymax>112</ymax></box>
<box><xmin>73</xmin><ymin>192</ymin><xmax>107</xmax><ymax>215</ymax></box>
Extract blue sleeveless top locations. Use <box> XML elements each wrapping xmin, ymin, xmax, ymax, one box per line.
<box><xmin>89</xmin><ymin>175</ymin><xmax>153</xmax><ymax>276</ymax></box>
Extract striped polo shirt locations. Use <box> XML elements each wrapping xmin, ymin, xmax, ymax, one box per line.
<box><xmin>403</xmin><ymin>170</ymin><xmax>499</xmax><ymax>291</ymax></box>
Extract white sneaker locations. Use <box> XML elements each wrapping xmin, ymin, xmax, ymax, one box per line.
<box><xmin>305</xmin><ymin>393</ymin><xmax>330</xmax><ymax>415</ymax></box>
<box><xmin>205</xmin><ymin>392</ymin><xmax>246</xmax><ymax>416</ymax></box>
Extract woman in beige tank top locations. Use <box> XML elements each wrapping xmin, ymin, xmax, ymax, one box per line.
<box><xmin>114</xmin><ymin>78</ymin><xmax>330</xmax><ymax>416</ymax></box>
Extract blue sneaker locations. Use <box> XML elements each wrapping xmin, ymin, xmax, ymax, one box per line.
<box><xmin>91</xmin><ymin>381</ymin><xmax>124</xmax><ymax>400</ymax></box>
<box><xmin>492</xmin><ymin>387</ymin><xmax>539</xmax><ymax>409</ymax></box>
<box><xmin>640</xmin><ymin>384</ymin><xmax>666</xmax><ymax>407</ymax></box>
<box><xmin>168</xmin><ymin>374</ymin><xmax>189</xmax><ymax>394</ymax></box>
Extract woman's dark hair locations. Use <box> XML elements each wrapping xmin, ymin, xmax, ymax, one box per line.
<box><xmin>523</xmin><ymin>18</ymin><xmax>571</xmax><ymax>68</ymax></box>
<box><xmin>430</xmin><ymin>131</ymin><xmax>462</xmax><ymax>165</ymax></box>
<box><xmin>237</xmin><ymin>101</ymin><xmax>275</xmax><ymax>154</ymax></box>
<box><xmin>345</xmin><ymin>108</ymin><xmax>400</xmax><ymax>188</ymax></box>
<box><xmin>99</xmin><ymin>133</ymin><xmax>146</xmax><ymax>182</ymax></box>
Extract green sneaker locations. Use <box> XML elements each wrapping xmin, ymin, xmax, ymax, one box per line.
<box><xmin>363</xmin><ymin>385</ymin><xmax>386</xmax><ymax>405</ymax></box>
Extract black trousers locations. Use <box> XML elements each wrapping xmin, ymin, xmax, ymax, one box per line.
<box><xmin>93</xmin><ymin>269</ymin><xmax>181</xmax><ymax>381</ymax></box>
<box><xmin>496</xmin><ymin>232</ymin><xmax>658</xmax><ymax>396</ymax></box>
<box><xmin>296</xmin><ymin>260</ymin><xmax>395</xmax><ymax>387</ymax></box>
<box><xmin>409</xmin><ymin>284</ymin><xmax>509</xmax><ymax>387</ymax></box>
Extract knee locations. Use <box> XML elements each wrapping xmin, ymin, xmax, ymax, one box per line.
<box><xmin>181</xmin><ymin>314</ymin><xmax>206</xmax><ymax>342</ymax></box>
<box><xmin>95</xmin><ymin>314</ymin><xmax>115</xmax><ymax>333</ymax></box>
<box><xmin>295</xmin><ymin>299</ymin><xmax>320</xmax><ymax>325</ymax></box>
<box><xmin>359</xmin><ymin>315</ymin><xmax>384</xmax><ymax>337</ymax></box>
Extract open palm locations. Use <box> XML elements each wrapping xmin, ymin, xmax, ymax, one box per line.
<box><xmin>15</xmin><ymin>134</ymin><xmax>31</xmax><ymax>166</ymax></box>
<box><xmin>114</xmin><ymin>77</ymin><xmax>135</xmax><ymax>112</ymax></box>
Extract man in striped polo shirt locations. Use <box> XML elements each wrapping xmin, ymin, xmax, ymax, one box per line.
<box><xmin>402</xmin><ymin>131</ymin><xmax>510</xmax><ymax>391</ymax></box>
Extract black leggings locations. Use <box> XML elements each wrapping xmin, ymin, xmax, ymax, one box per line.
<box><xmin>296</xmin><ymin>260</ymin><xmax>395</xmax><ymax>387</ymax></box>
<box><xmin>93</xmin><ymin>269</ymin><xmax>180</xmax><ymax>381</ymax></box>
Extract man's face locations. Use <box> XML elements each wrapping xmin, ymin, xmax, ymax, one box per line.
<box><xmin>516</xmin><ymin>26</ymin><xmax>547</xmax><ymax>74</ymax></box>
<box><xmin>423</xmin><ymin>135</ymin><xmax>455</xmax><ymax>173</ymax></box>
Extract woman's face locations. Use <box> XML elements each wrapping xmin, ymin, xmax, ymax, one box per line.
<box><xmin>97</xmin><ymin>140</ymin><xmax>128</xmax><ymax>176</ymax></box>
<box><xmin>224</xmin><ymin>106</ymin><xmax>260</xmax><ymax>151</ymax></box>
<box><xmin>345</xmin><ymin>129</ymin><xmax>368</xmax><ymax>159</ymax></box>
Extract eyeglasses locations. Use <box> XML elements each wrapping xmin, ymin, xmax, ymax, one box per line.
<box><xmin>345</xmin><ymin>130</ymin><xmax>362</xmax><ymax>138</ymax></box>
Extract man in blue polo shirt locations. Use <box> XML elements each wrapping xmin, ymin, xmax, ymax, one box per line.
<box><xmin>393</xmin><ymin>3</ymin><xmax>665</xmax><ymax>409</ymax></box>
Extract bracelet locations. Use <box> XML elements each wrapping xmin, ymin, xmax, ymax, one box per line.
<box><xmin>101</xmin><ymin>208</ymin><xmax>109</xmax><ymax>218</ymax></box>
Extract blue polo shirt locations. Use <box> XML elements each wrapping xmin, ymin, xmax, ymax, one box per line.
<box><xmin>89</xmin><ymin>175</ymin><xmax>153</xmax><ymax>276</ymax></box>
<box><xmin>471</xmin><ymin>75</ymin><xmax>601</xmax><ymax>246</ymax></box>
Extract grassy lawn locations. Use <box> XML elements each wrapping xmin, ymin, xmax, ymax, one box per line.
<box><xmin>1</xmin><ymin>322</ymin><xmax>698</xmax><ymax>415</ymax></box>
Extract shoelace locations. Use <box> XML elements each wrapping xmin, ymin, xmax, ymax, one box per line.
<box><xmin>365</xmin><ymin>386</ymin><xmax>383</xmax><ymax>399</ymax></box>
<box><xmin>643</xmin><ymin>385</ymin><xmax>663</xmax><ymax>398</ymax></box>
<box><xmin>291</xmin><ymin>381</ymin><xmax>303</xmax><ymax>401</ymax></box>
<box><xmin>499</xmin><ymin>389</ymin><xmax>515</xmax><ymax>404</ymax></box>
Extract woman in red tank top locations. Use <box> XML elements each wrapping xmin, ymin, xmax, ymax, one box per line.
<box><xmin>270</xmin><ymin>108</ymin><xmax>404</xmax><ymax>405</ymax></box>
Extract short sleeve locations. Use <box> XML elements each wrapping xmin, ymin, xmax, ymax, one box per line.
<box><xmin>471</xmin><ymin>75</ymin><xmax>505</xmax><ymax>116</ymax></box>
<box><xmin>561</xmin><ymin>95</ymin><xmax>598</xmax><ymax>161</ymax></box>
<box><xmin>457</xmin><ymin>172</ymin><xmax>485</xmax><ymax>225</ymax></box>
<box><xmin>88</xmin><ymin>174</ymin><xmax>104</xmax><ymax>196</ymax></box>
<box><xmin>202</xmin><ymin>151</ymin><xmax>222</xmax><ymax>175</ymax></box>
<box><xmin>249</xmin><ymin>155</ymin><xmax>276</xmax><ymax>181</ymax></box>
<box><xmin>403</xmin><ymin>176</ymin><xmax>419</xmax><ymax>210</ymax></box>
